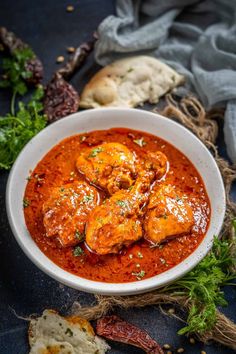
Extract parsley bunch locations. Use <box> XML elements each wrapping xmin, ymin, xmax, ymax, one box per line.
<box><xmin>163</xmin><ymin>229</ymin><xmax>236</xmax><ymax>335</ymax></box>
<box><xmin>0</xmin><ymin>45</ymin><xmax>46</xmax><ymax>169</ymax></box>
<box><xmin>0</xmin><ymin>86</ymin><xmax>46</xmax><ymax>169</ymax></box>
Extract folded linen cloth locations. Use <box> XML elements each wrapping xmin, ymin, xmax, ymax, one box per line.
<box><xmin>94</xmin><ymin>0</ymin><xmax>236</xmax><ymax>162</ymax></box>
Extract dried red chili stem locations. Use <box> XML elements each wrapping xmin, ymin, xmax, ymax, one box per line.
<box><xmin>0</xmin><ymin>26</ymin><xmax>43</xmax><ymax>85</ymax></box>
<box><xmin>56</xmin><ymin>36</ymin><xmax>96</xmax><ymax>80</ymax></box>
<box><xmin>96</xmin><ymin>315</ymin><xmax>164</xmax><ymax>354</ymax></box>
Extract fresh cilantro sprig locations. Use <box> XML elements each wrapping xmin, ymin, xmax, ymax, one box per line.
<box><xmin>162</xmin><ymin>225</ymin><xmax>236</xmax><ymax>335</ymax></box>
<box><xmin>0</xmin><ymin>47</ymin><xmax>35</xmax><ymax>115</ymax></box>
<box><xmin>0</xmin><ymin>85</ymin><xmax>46</xmax><ymax>169</ymax></box>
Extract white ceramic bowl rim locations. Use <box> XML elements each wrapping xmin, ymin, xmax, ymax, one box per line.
<box><xmin>6</xmin><ymin>108</ymin><xmax>226</xmax><ymax>295</ymax></box>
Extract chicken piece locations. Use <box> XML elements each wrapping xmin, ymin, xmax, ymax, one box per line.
<box><xmin>76</xmin><ymin>143</ymin><xmax>168</xmax><ymax>195</ymax></box>
<box><xmin>144</xmin><ymin>184</ymin><xmax>194</xmax><ymax>244</ymax></box>
<box><xmin>86</xmin><ymin>170</ymin><xmax>154</xmax><ymax>255</ymax></box>
<box><xmin>43</xmin><ymin>181</ymin><xmax>99</xmax><ymax>247</ymax></box>
<box><xmin>140</xmin><ymin>151</ymin><xmax>168</xmax><ymax>181</ymax></box>
<box><xmin>76</xmin><ymin>142</ymin><xmax>136</xmax><ymax>194</ymax></box>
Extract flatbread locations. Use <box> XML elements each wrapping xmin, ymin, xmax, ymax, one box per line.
<box><xmin>28</xmin><ymin>309</ymin><xmax>110</xmax><ymax>354</ymax></box>
<box><xmin>80</xmin><ymin>56</ymin><xmax>184</xmax><ymax>108</ymax></box>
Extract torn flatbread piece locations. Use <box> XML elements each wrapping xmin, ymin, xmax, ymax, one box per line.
<box><xmin>80</xmin><ymin>56</ymin><xmax>184</xmax><ymax>108</ymax></box>
<box><xmin>29</xmin><ymin>309</ymin><xmax>110</xmax><ymax>354</ymax></box>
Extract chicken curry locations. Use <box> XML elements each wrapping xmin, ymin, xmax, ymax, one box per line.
<box><xmin>24</xmin><ymin>128</ymin><xmax>210</xmax><ymax>282</ymax></box>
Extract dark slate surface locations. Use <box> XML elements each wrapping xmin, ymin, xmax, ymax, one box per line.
<box><xmin>0</xmin><ymin>1</ymin><xmax>235</xmax><ymax>353</ymax></box>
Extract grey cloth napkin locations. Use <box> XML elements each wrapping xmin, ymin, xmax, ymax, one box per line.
<box><xmin>95</xmin><ymin>0</ymin><xmax>236</xmax><ymax>163</ymax></box>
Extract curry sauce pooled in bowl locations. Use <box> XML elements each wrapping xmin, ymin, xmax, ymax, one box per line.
<box><xmin>24</xmin><ymin>128</ymin><xmax>210</xmax><ymax>283</ymax></box>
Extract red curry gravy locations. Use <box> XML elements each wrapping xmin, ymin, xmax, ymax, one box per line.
<box><xmin>24</xmin><ymin>128</ymin><xmax>210</xmax><ymax>283</ymax></box>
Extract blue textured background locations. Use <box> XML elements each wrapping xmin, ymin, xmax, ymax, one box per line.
<box><xmin>0</xmin><ymin>1</ymin><xmax>235</xmax><ymax>353</ymax></box>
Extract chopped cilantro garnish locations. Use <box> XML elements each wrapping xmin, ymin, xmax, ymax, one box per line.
<box><xmin>23</xmin><ymin>198</ymin><xmax>30</xmax><ymax>208</ymax></box>
<box><xmin>137</xmin><ymin>251</ymin><xmax>143</xmax><ymax>259</ymax></box>
<box><xmin>75</xmin><ymin>230</ymin><xmax>85</xmax><ymax>242</ymax></box>
<box><xmin>89</xmin><ymin>147</ymin><xmax>103</xmax><ymax>158</ymax></box>
<box><xmin>116</xmin><ymin>200</ymin><xmax>129</xmax><ymax>209</ymax></box>
<box><xmin>73</xmin><ymin>246</ymin><xmax>84</xmax><ymax>257</ymax></box>
<box><xmin>132</xmin><ymin>270</ymin><xmax>146</xmax><ymax>280</ymax></box>
<box><xmin>81</xmin><ymin>195</ymin><xmax>94</xmax><ymax>203</ymax></box>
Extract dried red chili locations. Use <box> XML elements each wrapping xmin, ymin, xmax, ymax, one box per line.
<box><xmin>57</xmin><ymin>37</ymin><xmax>96</xmax><ymax>80</ymax></box>
<box><xmin>43</xmin><ymin>35</ymin><xmax>96</xmax><ymax>122</ymax></box>
<box><xmin>43</xmin><ymin>73</ymin><xmax>80</xmax><ymax>123</ymax></box>
<box><xmin>96</xmin><ymin>315</ymin><xmax>164</xmax><ymax>354</ymax></box>
<box><xmin>0</xmin><ymin>26</ymin><xmax>43</xmax><ymax>85</ymax></box>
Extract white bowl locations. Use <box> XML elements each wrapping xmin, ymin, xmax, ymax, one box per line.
<box><xmin>6</xmin><ymin>108</ymin><xmax>225</xmax><ymax>295</ymax></box>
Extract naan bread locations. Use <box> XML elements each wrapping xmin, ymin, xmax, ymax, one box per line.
<box><xmin>80</xmin><ymin>56</ymin><xmax>184</xmax><ymax>108</ymax></box>
<box><xmin>28</xmin><ymin>309</ymin><xmax>110</xmax><ymax>354</ymax></box>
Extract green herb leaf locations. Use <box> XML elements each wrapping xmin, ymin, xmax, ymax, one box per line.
<box><xmin>23</xmin><ymin>198</ymin><xmax>30</xmax><ymax>208</ymax></box>
<box><xmin>75</xmin><ymin>230</ymin><xmax>85</xmax><ymax>242</ymax></box>
<box><xmin>0</xmin><ymin>86</ymin><xmax>47</xmax><ymax>170</ymax></box>
<box><xmin>81</xmin><ymin>195</ymin><xmax>94</xmax><ymax>203</ymax></box>
<box><xmin>0</xmin><ymin>47</ymin><xmax>34</xmax><ymax>96</ymax></box>
<box><xmin>137</xmin><ymin>251</ymin><xmax>143</xmax><ymax>259</ymax></box>
<box><xmin>73</xmin><ymin>246</ymin><xmax>84</xmax><ymax>257</ymax></box>
<box><xmin>164</xmin><ymin>235</ymin><xmax>236</xmax><ymax>335</ymax></box>
<box><xmin>116</xmin><ymin>200</ymin><xmax>129</xmax><ymax>208</ymax></box>
<box><xmin>89</xmin><ymin>147</ymin><xmax>103</xmax><ymax>158</ymax></box>
<box><xmin>132</xmin><ymin>270</ymin><xmax>146</xmax><ymax>280</ymax></box>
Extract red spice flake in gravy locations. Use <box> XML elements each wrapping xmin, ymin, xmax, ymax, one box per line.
<box><xmin>24</xmin><ymin>128</ymin><xmax>211</xmax><ymax>283</ymax></box>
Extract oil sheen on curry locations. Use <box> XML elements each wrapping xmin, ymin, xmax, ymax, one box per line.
<box><xmin>24</xmin><ymin>128</ymin><xmax>210</xmax><ymax>283</ymax></box>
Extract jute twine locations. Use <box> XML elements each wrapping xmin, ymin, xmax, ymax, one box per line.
<box><xmin>72</xmin><ymin>94</ymin><xmax>236</xmax><ymax>350</ymax></box>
